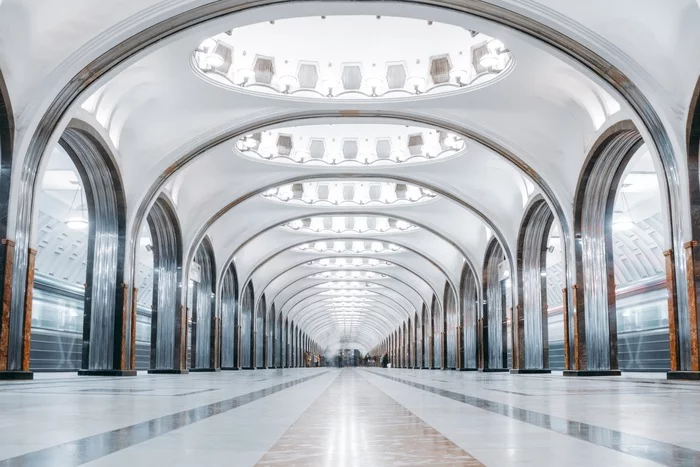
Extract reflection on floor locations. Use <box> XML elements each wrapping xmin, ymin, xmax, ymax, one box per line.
<box><xmin>257</xmin><ymin>370</ymin><xmax>482</xmax><ymax>466</ymax></box>
<box><xmin>0</xmin><ymin>368</ymin><xmax>699</xmax><ymax>466</ymax></box>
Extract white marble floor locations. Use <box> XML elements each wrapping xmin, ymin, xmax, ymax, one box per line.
<box><xmin>0</xmin><ymin>368</ymin><xmax>698</xmax><ymax>466</ymax></box>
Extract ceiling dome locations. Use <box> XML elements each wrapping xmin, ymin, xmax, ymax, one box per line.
<box><xmin>307</xmin><ymin>257</ymin><xmax>392</xmax><ymax>268</ymax></box>
<box><xmin>193</xmin><ymin>15</ymin><xmax>513</xmax><ymax>100</ymax></box>
<box><xmin>284</xmin><ymin>216</ymin><xmax>418</xmax><ymax>234</ymax></box>
<box><xmin>263</xmin><ymin>181</ymin><xmax>437</xmax><ymax>205</ymax></box>
<box><xmin>235</xmin><ymin>123</ymin><xmax>465</xmax><ymax>166</ymax></box>
<box><xmin>298</xmin><ymin>240</ymin><xmax>402</xmax><ymax>254</ymax></box>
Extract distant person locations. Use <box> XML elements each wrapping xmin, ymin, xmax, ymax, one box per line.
<box><xmin>381</xmin><ymin>353</ymin><xmax>389</xmax><ymax>368</ymax></box>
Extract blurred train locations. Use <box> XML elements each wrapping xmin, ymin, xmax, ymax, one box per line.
<box><xmin>30</xmin><ymin>274</ymin><xmax>151</xmax><ymax>371</ymax></box>
<box><xmin>29</xmin><ymin>274</ymin><xmax>671</xmax><ymax>372</ymax></box>
<box><xmin>548</xmin><ymin>276</ymin><xmax>669</xmax><ymax>371</ymax></box>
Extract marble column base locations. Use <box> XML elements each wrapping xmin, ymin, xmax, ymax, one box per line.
<box><xmin>220</xmin><ymin>367</ymin><xmax>240</xmax><ymax>370</ymax></box>
<box><xmin>478</xmin><ymin>368</ymin><xmax>510</xmax><ymax>372</ymax></box>
<box><xmin>667</xmin><ymin>371</ymin><xmax>700</xmax><ymax>380</ymax></box>
<box><xmin>0</xmin><ymin>371</ymin><xmax>33</xmax><ymax>380</ymax></box>
<box><xmin>563</xmin><ymin>370</ymin><xmax>621</xmax><ymax>377</ymax></box>
<box><xmin>458</xmin><ymin>368</ymin><xmax>479</xmax><ymax>371</ymax></box>
<box><xmin>189</xmin><ymin>368</ymin><xmax>221</xmax><ymax>372</ymax></box>
<box><xmin>147</xmin><ymin>369</ymin><xmax>189</xmax><ymax>374</ymax></box>
<box><xmin>510</xmin><ymin>369</ymin><xmax>552</xmax><ymax>374</ymax></box>
<box><xmin>77</xmin><ymin>369</ymin><xmax>137</xmax><ymax>377</ymax></box>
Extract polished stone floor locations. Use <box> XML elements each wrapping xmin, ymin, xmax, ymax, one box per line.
<box><xmin>0</xmin><ymin>368</ymin><xmax>698</xmax><ymax>466</ymax></box>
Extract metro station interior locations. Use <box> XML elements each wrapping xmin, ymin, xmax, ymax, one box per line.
<box><xmin>0</xmin><ymin>1</ymin><xmax>699</xmax><ymax>466</ymax></box>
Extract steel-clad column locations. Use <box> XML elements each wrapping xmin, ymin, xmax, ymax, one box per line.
<box><xmin>146</xmin><ymin>196</ymin><xmax>186</xmax><ymax>374</ymax></box>
<box><xmin>512</xmin><ymin>198</ymin><xmax>554</xmax><ymax>374</ymax></box>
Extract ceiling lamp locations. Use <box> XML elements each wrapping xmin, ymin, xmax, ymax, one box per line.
<box><xmin>204</xmin><ymin>53</ymin><xmax>225</xmax><ymax>68</ymax></box>
<box><xmin>64</xmin><ymin>182</ymin><xmax>88</xmax><ymax>230</ymax></box>
<box><xmin>364</xmin><ymin>77</ymin><xmax>385</xmax><ymax>97</ymax></box>
<box><xmin>235</xmin><ymin>68</ymin><xmax>256</xmax><ymax>86</ymax></box>
<box><xmin>406</xmin><ymin>76</ymin><xmax>425</xmax><ymax>94</ymax></box>
<box><xmin>479</xmin><ymin>39</ymin><xmax>508</xmax><ymax>71</ymax></box>
<box><xmin>449</xmin><ymin>69</ymin><xmax>469</xmax><ymax>86</ymax></box>
<box><xmin>65</xmin><ymin>216</ymin><xmax>88</xmax><ymax>230</ymax></box>
<box><xmin>321</xmin><ymin>78</ymin><xmax>342</xmax><ymax>97</ymax></box>
<box><xmin>278</xmin><ymin>75</ymin><xmax>299</xmax><ymax>93</ymax></box>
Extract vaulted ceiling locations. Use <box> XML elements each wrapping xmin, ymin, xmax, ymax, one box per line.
<box><xmin>2</xmin><ymin>0</ymin><xmax>698</xmax><ymax>353</ymax></box>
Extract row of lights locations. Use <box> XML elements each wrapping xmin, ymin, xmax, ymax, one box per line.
<box><xmin>298</xmin><ymin>241</ymin><xmax>401</xmax><ymax>253</ymax></box>
<box><xmin>285</xmin><ymin>216</ymin><xmax>416</xmax><ymax>233</ymax></box>
<box><xmin>197</xmin><ymin>39</ymin><xmax>509</xmax><ymax>97</ymax></box>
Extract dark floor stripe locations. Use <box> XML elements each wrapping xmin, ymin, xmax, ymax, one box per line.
<box><xmin>0</xmin><ymin>371</ymin><xmax>328</xmax><ymax>467</ymax></box>
<box><xmin>367</xmin><ymin>370</ymin><xmax>700</xmax><ymax>466</ymax></box>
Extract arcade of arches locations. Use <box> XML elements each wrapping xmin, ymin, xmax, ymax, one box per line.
<box><xmin>0</xmin><ymin>1</ymin><xmax>700</xmax><ymax>466</ymax></box>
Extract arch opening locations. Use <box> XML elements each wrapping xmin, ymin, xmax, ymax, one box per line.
<box><xmin>29</xmin><ymin>125</ymin><xmax>128</xmax><ymax>373</ymax></box>
<box><xmin>574</xmin><ymin>122</ymin><xmax>673</xmax><ymax>373</ymax></box>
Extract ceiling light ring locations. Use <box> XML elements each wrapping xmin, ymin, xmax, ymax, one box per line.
<box><xmin>234</xmin><ymin>143</ymin><xmax>466</xmax><ymax>167</ymax></box>
<box><xmin>190</xmin><ymin>48</ymin><xmax>515</xmax><ymax>103</ymax></box>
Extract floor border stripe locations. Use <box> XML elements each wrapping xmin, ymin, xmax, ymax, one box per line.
<box><xmin>365</xmin><ymin>369</ymin><xmax>700</xmax><ymax>466</ymax></box>
<box><xmin>0</xmin><ymin>371</ymin><xmax>328</xmax><ymax>467</ymax></box>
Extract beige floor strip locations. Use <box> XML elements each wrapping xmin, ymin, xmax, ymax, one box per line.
<box><xmin>256</xmin><ymin>369</ymin><xmax>483</xmax><ymax>466</ymax></box>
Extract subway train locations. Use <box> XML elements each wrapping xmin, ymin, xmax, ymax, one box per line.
<box><xmin>547</xmin><ymin>277</ymin><xmax>669</xmax><ymax>371</ymax></box>
<box><xmin>30</xmin><ymin>274</ymin><xmax>151</xmax><ymax>371</ymax></box>
<box><xmin>29</xmin><ymin>274</ymin><xmax>670</xmax><ymax>372</ymax></box>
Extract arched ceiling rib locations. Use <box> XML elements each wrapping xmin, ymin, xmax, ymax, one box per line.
<box><xmin>251</xmin><ymin>252</ymin><xmax>446</xmax><ymax>310</ymax></box>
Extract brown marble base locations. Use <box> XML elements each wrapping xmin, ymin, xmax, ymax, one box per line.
<box><xmin>510</xmin><ymin>369</ymin><xmax>552</xmax><ymax>374</ymax></box>
<box><xmin>0</xmin><ymin>371</ymin><xmax>33</xmax><ymax>380</ymax></box>
<box><xmin>147</xmin><ymin>369</ymin><xmax>189</xmax><ymax>374</ymax></box>
<box><xmin>189</xmin><ymin>368</ymin><xmax>221</xmax><ymax>372</ymax></box>
<box><xmin>479</xmin><ymin>368</ymin><xmax>510</xmax><ymax>372</ymax></box>
<box><xmin>78</xmin><ymin>369</ymin><xmax>137</xmax><ymax>377</ymax></box>
<box><xmin>563</xmin><ymin>370</ymin><xmax>621</xmax><ymax>377</ymax></box>
<box><xmin>667</xmin><ymin>371</ymin><xmax>700</xmax><ymax>380</ymax></box>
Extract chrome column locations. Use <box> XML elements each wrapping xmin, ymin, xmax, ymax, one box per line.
<box><xmin>146</xmin><ymin>197</ymin><xmax>182</xmax><ymax>371</ymax></box>
<box><xmin>59</xmin><ymin>128</ymin><xmax>126</xmax><ymax>372</ymax></box>
<box><xmin>575</xmin><ymin>128</ymin><xmax>642</xmax><ymax>371</ymax></box>
<box><xmin>483</xmin><ymin>240</ymin><xmax>508</xmax><ymax>369</ymax></box>
<box><xmin>519</xmin><ymin>200</ymin><xmax>553</xmax><ymax>370</ymax></box>
<box><xmin>192</xmin><ymin>241</ymin><xmax>215</xmax><ymax>369</ymax></box>
<box><xmin>220</xmin><ymin>264</ymin><xmax>238</xmax><ymax>369</ymax></box>
<box><xmin>462</xmin><ymin>271</ymin><xmax>479</xmax><ymax>369</ymax></box>
<box><xmin>240</xmin><ymin>283</ymin><xmax>254</xmax><ymax>369</ymax></box>
<box><xmin>445</xmin><ymin>285</ymin><xmax>458</xmax><ymax>369</ymax></box>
